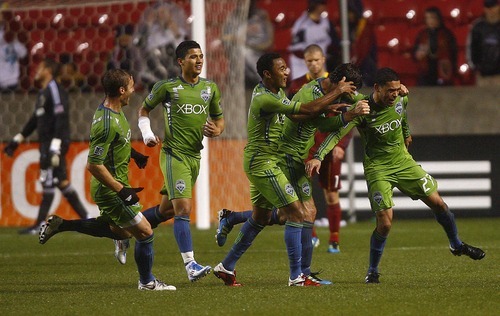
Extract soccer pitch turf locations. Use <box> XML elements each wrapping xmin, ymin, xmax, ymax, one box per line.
<box><xmin>1</xmin><ymin>217</ymin><xmax>498</xmax><ymax>315</ymax></box>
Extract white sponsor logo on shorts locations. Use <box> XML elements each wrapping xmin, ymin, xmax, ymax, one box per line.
<box><xmin>302</xmin><ymin>182</ymin><xmax>311</xmax><ymax>196</ymax></box>
<box><xmin>176</xmin><ymin>179</ymin><xmax>186</xmax><ymax>193</ymax></box>
<box><xmin>94</xmin><ymin>146</ymin><xmax>104</xmax><ymax>156</ymax></box>
<box><xmin>285</xmin><ymin>183</ymin><xmax>296</xmax><ymax>197</ymax></box>
<box><xmin>373</xmin><ymin>191</ymin><xmax>383</xmax><ymax>206</ymax></box>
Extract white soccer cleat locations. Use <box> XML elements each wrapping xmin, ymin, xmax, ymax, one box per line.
<box><xmin>288</xmin><ymin>273</ymin><xmax>321</xmax><ymax>287</ymax></box>
<box><xmin>114</xmin><ymin>239</ymin><xmax>130</xmax><ymax>265</ymax></box>
<box><xmin>138</xmin><ymin>279</ymin><xmax>176</xmax><ymax>291</ymax></box>
<box><xmin>185</xmin><ymin>261</ymin><xmax>211</xmax><ymax>282</ymax></box>
<box><xmin>288</xmin><ymin>274</ymin><xmax>306</xmax><ymax>286</ymax></box>
<box><xmin>311</xmin><ymin>236</ymin><xmax>320</xmax><ymax>248</ymax></box>
<box><xmin>39</xmin><ymin>216</ymin><xmax>62</xmax><ymax>244</ymax></box>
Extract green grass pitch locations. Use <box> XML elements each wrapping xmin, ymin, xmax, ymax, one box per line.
<box><xmin>1</xmin><ymin>217</ymin><xmax>498</xmax><ymax>315</ymax></box>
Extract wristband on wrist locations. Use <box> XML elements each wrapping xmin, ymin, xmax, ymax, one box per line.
<box><xmin>138</xmin><ymin>116</ymin><xmax>155</xmax><ymax>143</ymax></box>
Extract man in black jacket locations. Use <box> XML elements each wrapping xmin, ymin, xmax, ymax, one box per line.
<box><xmin>468</xmin><ymin>0</ymin><xmax>500</xmax><ymax>86</ymax></box>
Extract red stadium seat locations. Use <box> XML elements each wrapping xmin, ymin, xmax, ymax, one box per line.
<box><xmin>374</xmin><ymin>23</ymin><xmax>408</xmax><ymax>53</ymax></box>
<box><xmin>376</xmin><ymin>0</ymin><xmax>419</xmax><ymax>25</ymax></box>
<box><xmin>378</xmin><ymin>51</ymin><xmax>418</xmax><ymax>77</ymax></box>
<box><xmin>418</xmin><ymin>0</ymin><xmax>468</xmax><ymax>26</ymax></box>
<box><xmin>454</xmin><ymin>24</ymin><xmax>471</xmax><ymax>48</ymax></box>
<box><xmin>464</xmin><ymin>0</ymin><xmax>485</xmax><ymax>23</ymax></box>
<box><xmin>273</xmin><ymin>28</ymin><xmax>291</xmax><ymax>53</ymax></box>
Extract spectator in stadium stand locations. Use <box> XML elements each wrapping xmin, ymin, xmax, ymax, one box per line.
<box><xmin>288</xmin><ymin>0</ymin><xmax>341</xmax><ymax>80</ymax></box>
<box><xmin>220</xmin><ymin>0</ymin><xmax>274</xmax><ymax>111</ymax></box>
<box><xmin>412</xmin><ymin>6</ymin><xmax>458</xmax><ymax>86</ymax></box>
<box><xmin>222</xmin><ymin>0</ymin><xmax>274</xmax><ymax>90</ymax></box>
<box><xmin>107</xmin><ymin>24</ymin><xmax>143</xmax><ymax>89</ymax></box>
<box><xmin>3</xmin><ymin>58</ymin><xmax>89</xmax><ymax>234</ymax></box>
<box><xmin>134</xmin><ymin>1</ymin><xmax>189</xmax><ymax>89</ymax></box>
<box><xmin>0</xmin><ymin>9</ymin><xmax>27</xmax><ymax>93</ymax></box>
<box><xmin>304</xmin><ymin>67</ymin><xmax>485</xmax><ymax>284</ymax></box>
<box><xmin>59</xmin><ymin>53</ymin><xmax>89</xmax><ymax>92</ymax></box>
<box><xmin>39</xmin><ymin>68</ymin><xmax>176</xmax><ymax>291</ymax></box>
<box><xmin>467</xmin><ymin>0</ymin><xmax>500</xmax><ymax>86</ymax></box>
<box><xmin>347</xmin><ymin>0</ymin><xmax>377</xmax><ymax>87</ymax></box>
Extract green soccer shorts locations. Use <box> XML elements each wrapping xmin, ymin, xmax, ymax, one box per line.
<box><xmin>278</xmin><ymin>154</ymin><xmax>313</xmax><ymax>203</ymax></box>
<box><xmin>245</xmin><ymin>157</ymin><xmax>299</xmax><ymax>210</ymax></box>
<box><xmin>367</xmin><ymin>162</ymin><xmax>438</xmax><ymax>212</ymax></box>
<box><xmin>93</xmin><ymin>190</ymin><xmax>143</xmax><ymax>227</ymax></box>
<box><xmin>160</xmin><ymin>148</ymin><xmax>200</xmax><ymax>199</ymax></box>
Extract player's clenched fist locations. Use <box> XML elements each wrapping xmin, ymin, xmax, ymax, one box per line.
<box><xmin>117</xmin><ymin>186</ymin><xmax>143</xmax><ymax>205</ymax></box>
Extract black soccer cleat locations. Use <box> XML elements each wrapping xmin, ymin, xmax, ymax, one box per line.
<box><xmin>450</xmin><ymin>242</ymin><xmax>485</xmax><ymax>260</ymax></box>
<box><xmin>365</xmin><ymin>272</ymin><xmax>380</xmax><ymax>284</ymax></box>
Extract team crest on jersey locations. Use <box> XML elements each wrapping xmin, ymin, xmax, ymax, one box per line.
<box><xmin>281</xmin><ymin>98</ymin><xmax>291</xmax><ymax>106</ymax></box>
<box><xmin>285</xmin><ymin>183</ymin><xmax>296</xmax><ymax>197</ymax></box>
<box><xmin>175</xmin><ymin>179</ymin><xmax>186</xmax><ymax>193</ymax></box>
<box><xmin>312</xmin><ymin>86</ymin><xmax>322</xmax><ymax>99</ymax></box>
<box><xmin>302</xmin><ymin>182</ymin><xmax>311</xmax><ymax>196</ymax></box>
<box><xmin>372</xmin><ymin>191</ymin><xmax>383</xmax><ymax>206</ymax></box>
<box><xmin>275</xmin><ymin>113</ymin><xmax>286</xmax><ymax>125</ymax></box>
<box><xmin>200</xmin><ymin>87</ymin><xmax>211</xmax><ymax>103</ymax></box>
<box><xmin>93</xmin><ymin>146</ymin><xmax>104</xmax><ymax>156</ymax></box>
<box><xmin>395</xmin><ymin>101</ymin><xmax>403</xmax><ymax>116</ymax></box>
<box><xmin>147</xmin><ymin>93</ymin><xmax>154</xmax><ymax>101</ymax></box>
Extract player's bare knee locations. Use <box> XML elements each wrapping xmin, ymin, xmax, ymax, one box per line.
<box><xmin>377</xmin><ymin>223</ymin><xmax>391</xmax><ymax>236</ymax></box>
<box><xmin>253</xmin><ymin>211</ymin><xmax>271</xmax><ymax>226</ymax></box>
<box><xmin>174</xmin><ymin>208</ymin><xmax>191</xmax><ymax>217</ymax></box>
<box><xmin>287</xmin><ymin>211</ymin><xmax>304</xmax><ymax>223</ymax></box>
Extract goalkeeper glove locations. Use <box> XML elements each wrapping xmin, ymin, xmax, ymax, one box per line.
<box><xmin>49</xmin><ymin>138</ymin><xmax>62</xmax><ymax>167</ymax></box>
<box><xmin>117</xmin><ymin>186</ymin><xmax>144</xmax><ymax>205</ymax></box>
<box><xmin>131</xmin><ymin>148</ymin><xmax>149</xmax><ymax>169</ymax></box>
<box><xmin>3</xmin><ymin>133</ymin><xmax>24</xmax><ymax>157</ymax></box>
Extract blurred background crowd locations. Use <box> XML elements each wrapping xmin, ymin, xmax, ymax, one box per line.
<box><xmin>0</xmin><ymin>0</ymin><xmax>498</xmax><ymax>94</ymax></box>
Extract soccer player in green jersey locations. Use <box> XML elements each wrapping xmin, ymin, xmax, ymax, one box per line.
<box><xmin>305</xmin><ymin>67</ymin><xmax>486</xmax><ymax>284</ymax></box>
<box><xmin>213</xmin><ymin>52</ymin><xmax>357</xmax><ymax>286</ymax></box>
<box><xmin>39</xmin><ymin>69</ymin><xmax>176</xmax><ymax>291</ymax></box>
<box><xmin>214</xmin><ymin>63</ymin><xmax>370</xmax><ymax>285</ymax></box>
<box><xmin>137</xmin><ymin>40</ymin><xmax>224</xmax><ymax>282</ymax></box>
<box><xmin>280</xmin><ymin>63</ymin><xmax>369</xmax><ymax>284</ymax></box>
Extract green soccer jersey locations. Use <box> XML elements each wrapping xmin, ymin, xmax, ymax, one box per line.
<box><xmin>244</xmin><ymin>83</ymin><xmax>302</xmax><ymax>171</ymax></box>
<box><xmin>143</xmin><ymin>76</ymin><xmax>223</xmax><ymax>158</ymax></box>
<box><xmin>316</xmin><ymin>94</ymin><xmax>412</xmax><ymax>180</ymax></box>
<box><xmin>88</xmin><ymin>104</ymin><xmax>132</xmax><ymax>192</ymax></box>
<box><xmin>279</xmin><ymin>78</ymin><xmax>364</xmax><ymax>162</ymax></box>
